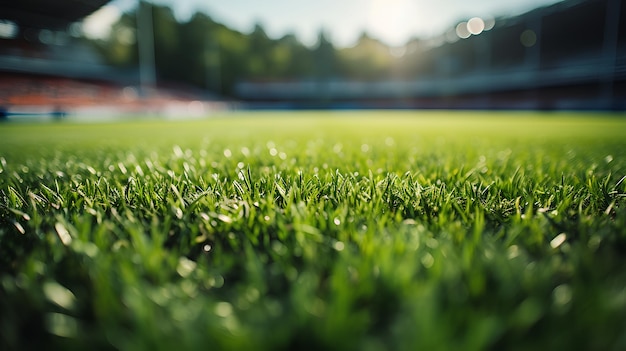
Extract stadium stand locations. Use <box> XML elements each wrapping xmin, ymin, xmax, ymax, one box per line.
<box><xmin>0</xmin><ymin>0</ymin><xmax>225</xmax><ymax>118</ymax></box>
<box><xmin>0</xmin><ymin>0</ymin><xmax>110</xmax><ymax>30</ymax></box>
<box><xmin>236</xmin><ymin>0</ymin><xmax>626</xmax><ymax>110</ymax></box>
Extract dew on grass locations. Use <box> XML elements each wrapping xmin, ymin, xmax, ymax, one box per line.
<box><xmin>134</xmin><ymin>164</ymin><xmax>144</xmax><ymax>176</ymax></box>
<box><xmin>173</xmin><ymin>207</ymin><xmax>183</xmax><ymax>219</ymax></box>
<box><xmin>218</xmin><ymin>214</ymin><xmax>233</xmax><ymax>223</ymax></box>
<box><xmin>223</xmin><ymin>149</ymin><xmax>232</xmax><ymax>158</ymax></box>
<box><xmin>497</xmin><ymin>149</ymin><xmax>512</xmax><ymax>160</ymax></box>
<box><xmin>54</xmin><ymin>222</ymin><xmax>72</xmax><ymax>246</ymax></box>
<box><xmin>209</xmin><ymin>275</ymin><xmax>225</xmax><ymax>288</ymax></box>
<box><xmin>507</xmin><ymin>245</ymin><xmax>520</xmax><ymax>259</ymax></box>
<box><xmin>8</xmin><ymin>175</ymin><xmax>24</xmax><ymax>190</ymax></box>
<box><xmin>269</xmin><ymin>148</ymin><xmax>278</xmax><ymax>156</ymax></box>
<box><xmin>361</xmin><ymin>144</ymin><xmax>370</xmax><ymax>152</ymax></box>
<box><xmin>181</xmin><ymin>280</ymin><xmax>198</xmax><ymax>298</ymax></box>
<box><xmin>553</xmin><ymin>284</ymin><xmax>573</xmax><ymax>307</ymax></box>
<box><xmin>425</xmin><ymin>237</ymin><xmax>439</xmax><ymax>249</ymax></box>
<box><xmin>173</xmin><ymin>145</ymin><xmax>184</xmax><ymax>158</ymax></box>
<box><xmin>272</xmin><ymin>241</ymin><xmax>288</xmax><ymax>256</ymax></box>
<box><xmin>215</xmin><ymin>302</ymin><xmax>233</xmax><ymax>317</ymax></box>
<box><xmin>144</xmin><ymin>158</ymin><xmax>154</xmax><ymax>171</ymax></box>
<box><xmin>13</xmin><ymin>221</ymin><xmax>25</xmax><ymax>234</ymax></box>
<box><xmin>333</xmin><ymin>217</ymin><xmax>341</xmax><ymax>225</ymax></box>
<box><xmin>484</xmin><ymin>249</ymin><xmax>494</xmax><ymax>260</ymax></box>
<box><xmin>333</xmin><ymin>241</ymin><xmax>345</xmax><ymax>251</ymax></box>
<box><xmin>74</xmin><ymin>241</ymin><xmax>99</xmax><ymax>258</ymax></box>
<box><xmin>43</xmin><ymin>281</ymin><xmax>76</xmax><ymax>311</ymax></box>
<box><xmin>147</xmin><ymin>287</ymin><xmax>169</xmax><ymax>306</ymax></box>
<box><xmin>177</xmin><ymin>257</ymin><xmax>197</xmax><ymax>278</ymax></box>
<box><xmin>118</xmin><ymin>162</ymin><xmax>127</xmax><ymax>174</ymax></box>
<box><xmin>550</xmin><ymin>233</ymin><xmax>567</xmax><ymax>249</ymax></box>
<box><xmin>45</xmin><ymin>313</ymin><xmax>78</xmax><ymax>338</ymax></box>
<box><xmin>246</xmin><ymin>287</ymin><xmax>260</xmax><ymax>302</ymax></box>
<box><xmin>421</xmin><ymin>253</ymin><xmax>435</xmax><ymax>268</ymax></box>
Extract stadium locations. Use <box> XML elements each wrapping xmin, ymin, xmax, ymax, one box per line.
<box><xmin>236</xmin><ymin>0</ymin><xmax>626</xmax><ymax>110</ymax></box>
<box><xmin>0</xmin><ymin>0</ymin><xmax>227</xmax><ymax>118</ymax></box>
<box><xmin>1</xmin><ymin>1</ymin><xmax>626</xmax><ymax>350</ymax></box>
<box><xmin>1</xmin><ymin>0</ymin><xmax>625</xmax><ymax>114</ymax></box>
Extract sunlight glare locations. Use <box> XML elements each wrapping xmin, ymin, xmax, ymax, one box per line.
<box><xmin>455</xmin><ymin>22</ymin><xmax>470</xmax><ymax>39</ymax></box>
<box><xmin>368</xmin><ymin>0</ymin><xmax>415</xmax><ymax>46</ymax></box>
<box><xmin>467</xmin><ymin>17</ymin><xmax>485</xmax><ymax>35</ymax></box>
<box><xmin>0</xmin><ymin>20</ymin><xmax>18</xmax><ymax>39</ymax></box>
<box><xmin>82</xmin><ymin>5</ymin><xmax>121</xmax><ymax>39</ymax></box>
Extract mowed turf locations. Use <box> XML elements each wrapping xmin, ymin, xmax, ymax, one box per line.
<box><xmin>1</xmin><ymin>110</ymin><xmax>625</xmax><ymax>350</ymax></box>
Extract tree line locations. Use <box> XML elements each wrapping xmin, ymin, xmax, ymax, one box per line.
<box><xmin>90</xmin><ymin>4</ymin><xmax>433</xmax><ymax>96</ymax></box>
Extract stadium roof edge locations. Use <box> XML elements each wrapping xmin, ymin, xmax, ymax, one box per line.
<box><xmin>0</xmin><ymin>0</ymin><xmax>111</xmax><ymax>29</ymax></box>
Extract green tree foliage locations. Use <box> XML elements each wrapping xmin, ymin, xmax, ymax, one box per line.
<box><xmin>177</xmin><ymin>12</ymin><xmax>213</xmax><ymax>89</ymax></box>
<box><xmin>91</xmin><ymin>3</ymin><xmax>411</xmax><ymax>96</ymax></box>
<box><xmin>247</xmin><ymin>24</ymin><xmax>273</xmax><ymax>78</ymax></box>
<box><xmin>312</xmin><ymin>30</ymin><xmax>338</xmax><ymax>79</ymax></box>
<box><xmin>151</xmin><ymin>6</ymin><xmax>181</xmax><ymax>82</ymax></box>
<box><xmin>338</xmin><ymin>33</ymin><xmax>394</xmax><ymax>80</ymax></box>
<box><xmin>92</xmin><ymin>12</ymin><xmax>138</xmax><ymax>68</ymax></box>
<box><xmin>271</xmin><ymin>34</ymin><xmax>312</xmax><ymax>79</ymax></box>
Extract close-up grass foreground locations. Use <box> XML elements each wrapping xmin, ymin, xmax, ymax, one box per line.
<box><xmin>1</xmin><ymin>110</ymin><xmax>625</xmax><ymax>350</ymax></box>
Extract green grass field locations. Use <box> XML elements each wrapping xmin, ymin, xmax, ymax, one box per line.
<box><xmin>1</xmin><ymin>111</ymin><xmax>626</xmax><ymax>350</ymax></box>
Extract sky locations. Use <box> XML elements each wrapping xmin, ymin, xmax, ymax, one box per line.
<box><xmin>85</xmin><ymin>0</ymin><xmax>564</xmax><ymax>47</ymax></box>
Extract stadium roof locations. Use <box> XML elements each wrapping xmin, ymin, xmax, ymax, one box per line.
<box><xmin>0</xmin><ymin>0</ymin><xmax>111</xmax><ymax>29</ymax></box>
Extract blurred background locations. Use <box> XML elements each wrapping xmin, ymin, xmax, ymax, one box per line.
<box><xmin>0</xmin><ymin>0</ymin><xmax>624</xmax><ymax>117</ymax></box>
